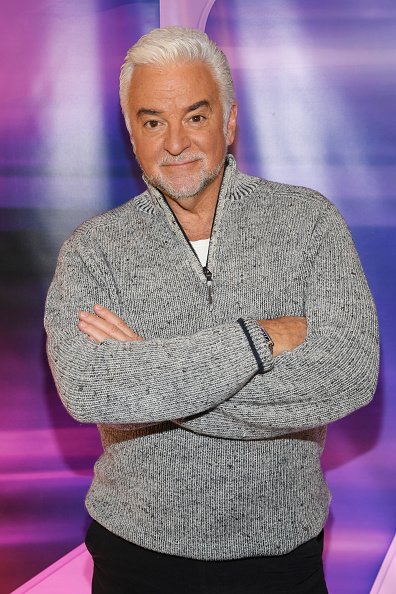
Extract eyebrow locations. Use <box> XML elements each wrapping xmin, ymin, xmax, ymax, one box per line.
<box><xmin>136</xmin><ymin>108</ymin><xmax>163</xmax><ymax>118</ymax></box>
<box><xmin>186</xmin><ymin>100</ymin><xmax>211</xmax><ymax>112</ymax></box>
<box><xmin>136</xmin><ymin>100</ymin><xmax>211</xmax><ymax>119</ymax></box>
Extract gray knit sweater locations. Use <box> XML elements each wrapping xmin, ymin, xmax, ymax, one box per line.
<box><xmin>45</xmin><ymin>155</ymin><xmax>379</xmax><ymax>560</ymax></box>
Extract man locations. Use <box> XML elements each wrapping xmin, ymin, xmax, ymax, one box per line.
<box><xmin>45</xmin><ymin>26</ymin><xmax>379</xmax><ymax>593</ymax></box>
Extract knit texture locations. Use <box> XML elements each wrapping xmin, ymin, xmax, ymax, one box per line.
<box><xmin>45</xmin><ymin>155</ymin><xmax>379</xmax><ymax>559</ymax></box>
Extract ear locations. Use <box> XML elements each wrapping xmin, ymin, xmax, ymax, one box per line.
<box><xmin>226</xmin><ymin>102</ymin><xmax>238</xmax><ymax>146</ymax></box>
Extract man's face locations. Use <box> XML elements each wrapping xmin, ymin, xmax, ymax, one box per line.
<box><xmin>127</xmin><ymin>61</ymin><xmax>237</xmax><ymax>201</ymax></box>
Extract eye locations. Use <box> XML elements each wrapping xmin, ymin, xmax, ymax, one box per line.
<box><xmin>190</xmin><ymin>114</ymin><xmax>206</xmax><ymax>123</ymax></box>
<box><xmin>144</xmin><ymin>120</ymin><xmax>161</xmax><ymax>129</ymax></box>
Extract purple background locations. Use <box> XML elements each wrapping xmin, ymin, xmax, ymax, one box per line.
<box><xmin>1</xmin><ymin>1</ymin><xmax>395</xmax><ymax>592</ymax></box>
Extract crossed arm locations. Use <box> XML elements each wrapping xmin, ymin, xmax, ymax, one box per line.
<box><xmin>78</xmin><ymin>305</ymin><xmax>307</xmax><ymax>358</ymax></box>
<box><xmin>75</xmin><ymin>308</ymin><xmax>309</xmax><ymax>439</ymax></box>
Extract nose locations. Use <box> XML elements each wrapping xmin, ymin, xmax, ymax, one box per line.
<box><xmin>163</xmin><ymin>121</ymin><xmax>191</xmax><ymax>156</ymax></box>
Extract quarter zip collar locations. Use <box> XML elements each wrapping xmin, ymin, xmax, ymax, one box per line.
<box><xmin>144</xmin><ymin>154</ymin><xmax>237</xmax><ymax>264</ymax></box>
<box><xmin>141</xmin><ymin>155</ymin><xmax>241</xmax><ymax>310</ymax></box>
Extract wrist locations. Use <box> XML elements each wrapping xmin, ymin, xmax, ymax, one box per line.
<box><xmin>237</xmin><ymin>318</ymin><xmax>274</xmax><ymax>374</ymax></box>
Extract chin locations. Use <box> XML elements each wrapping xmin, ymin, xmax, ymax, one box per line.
<box><xmin>160</xmin><ymin>184</ymin><xmax>204</xmax><ymax>200</ymax></box>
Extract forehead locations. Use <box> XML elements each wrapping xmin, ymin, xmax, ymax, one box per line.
<box><xmin>128</xmin><ymin>61</ymin><xmax>221</xmax><ymax>110</ymax></box>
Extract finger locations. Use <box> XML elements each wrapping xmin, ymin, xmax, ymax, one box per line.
<box><xmin>79</xmin><ymin>310</ymin><xmax>142</xmax><ymax>342</ymax></box>
<box><xmin>78</xmin><ymin>320</ymin><xmax>110</xmax><ymax>343</ymax></box>
<box><xmin>79</xmin><ymin>311</ymin><xmax>133</xmax><ymax>341</ymax></box>
<box><xmin>93</xmin><ymin>304</ymin><xmax>141</xmax><ymax>340</ymax></box>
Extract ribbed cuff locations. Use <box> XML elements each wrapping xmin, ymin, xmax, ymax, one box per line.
<box><xmin>237</xmin><ymin>318</ymin><xmax>274</xmax><ymax>374</ymax></box>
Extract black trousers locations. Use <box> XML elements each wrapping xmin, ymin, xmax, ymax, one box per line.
<box><xmin>85</xmin><ymin>520</ymin><xmax>328</xmax><ymax>594</ymax></box>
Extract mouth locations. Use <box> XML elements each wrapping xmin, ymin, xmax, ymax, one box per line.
<box><xmin>161</xmin><ymin>158</ymin><xmax>201</xmax><ymax>168</ymax></box>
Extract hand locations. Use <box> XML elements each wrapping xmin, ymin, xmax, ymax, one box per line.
<box><xmin>258</xmin><ymin>316</ymin><xmax>307</xmax><ymax>357</ymax></box>
<box><xmin>78</xmin><ymin>305</ymin><xmax>142</xmax><ymax>343</ymax></box>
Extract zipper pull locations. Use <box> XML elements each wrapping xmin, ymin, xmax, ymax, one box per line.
<box><xmin>203</xmin><ymin>266</ymin><xmax>213</xmax><ymax>306</ymax></box>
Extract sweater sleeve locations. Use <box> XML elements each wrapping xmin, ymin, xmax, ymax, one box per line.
<box><xmin>44</xmin><ymin>233</ymin><xmax>273</xmax><ymax>425</ymax></box>
<box><xmin>174</xmin><ymin>203</ymin><xmax>379</xmax><ymax>439</ymax></box>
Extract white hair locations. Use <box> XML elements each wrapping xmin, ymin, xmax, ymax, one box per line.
<box><xmin>119</xmin><ymin>26</ymin><xmax>235</xmax><ymax>134</ymax></box>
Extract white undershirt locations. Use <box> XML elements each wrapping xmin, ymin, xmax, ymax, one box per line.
<box><xmin>190</xmin><ymin>238</ymin><xmax>210</xmax><ymax>267</ymax></box>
